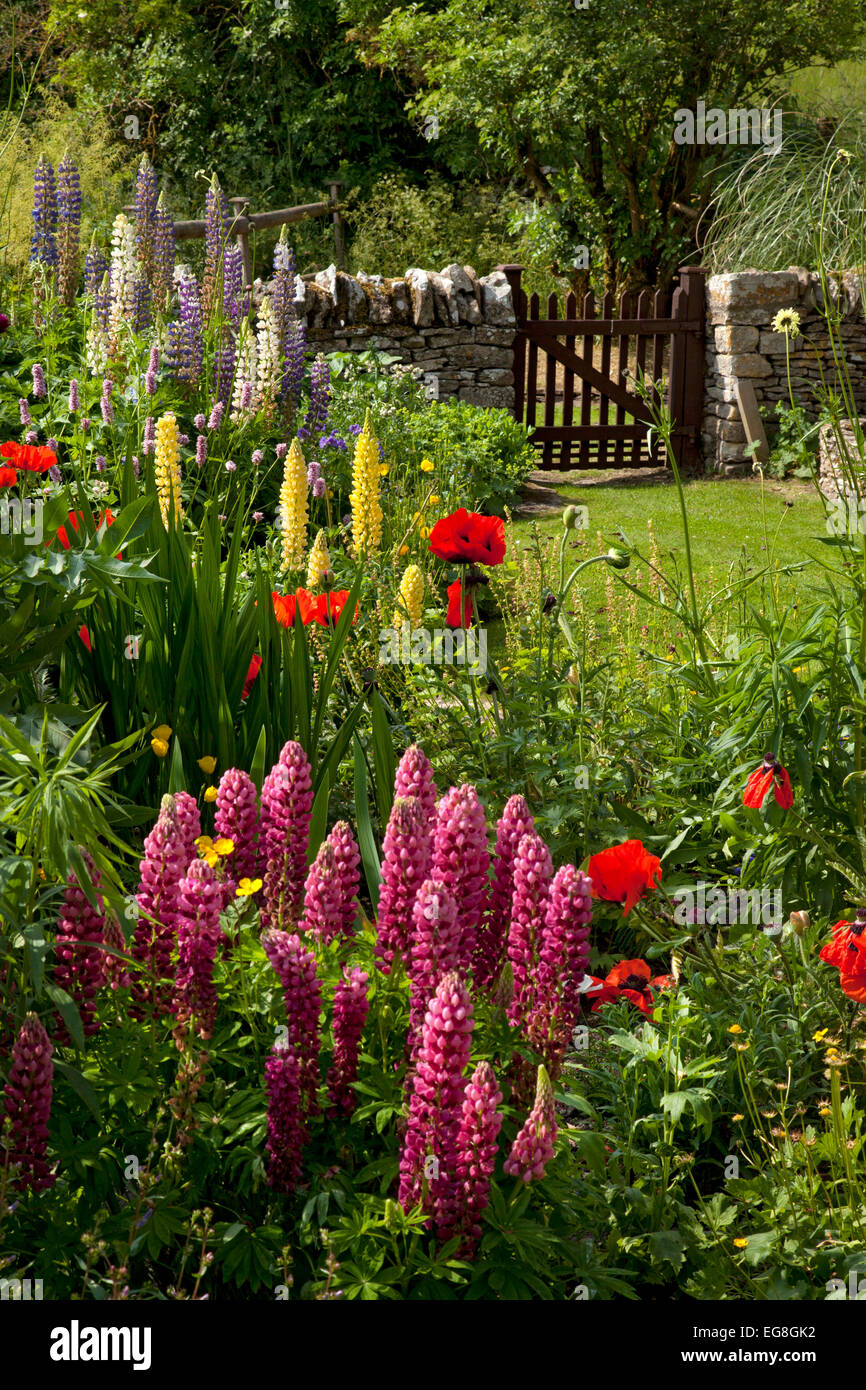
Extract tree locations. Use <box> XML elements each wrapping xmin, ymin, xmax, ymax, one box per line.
<box><xmin>343</xmin><ymin>0</ymin><xmax>866</xmax><ymax>289</ymax></box>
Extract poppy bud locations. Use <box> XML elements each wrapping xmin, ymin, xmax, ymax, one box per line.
<box><xmin>605</xmin><ymin>546</ymin><xmax>630</xmax><ymax>570</ymax></box>
<box><xmin>788</xmin><ymin>911</ymin><xmax>809</xmax><ymax>936</ymax></box>
<box><xmin>562</xmin><ymin>505</ymin><xmax>579</xmax><ymax>529</ymax></box>
<box><xmin>566</xmin><ymin>664</ymin><xmax>580</xmax><ymax>686</ymax></box>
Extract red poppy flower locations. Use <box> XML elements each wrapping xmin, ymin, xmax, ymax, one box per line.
<box><xmin>820</xmin><ymin>918</ymin><xmax>866</xmax><ymax>972</ymax></box>
<box><xmin>311</xmin><ymin>589</ymin><xmax>357</xmax><ymax>628</ymax></box>
<box><xmin>79</xmin><ymin>624</ymin><xmax>92</xmax><ymax>652</ymax></box>
<box><xmin>840</xmin><ymin>966</ymin><xmax>866</xmax><ymax>1003</ymax></box>
<box><xmin>0</xmin><ymin>466</ymin><xmax>17</xmax><ymax>487</ymax></box>
<box><xmin>54</xmin><ymin>508</ymin><xmax>118</xmax><ymax>553</ymax></box>
<box><xmin>743</xmin><ymin>755</ymin><xmax>793</xmax><ymax>810</ymax></box>
<box><xmin>428</xmin><ymin>508</ymin><xmax>506</xmax><ymax>566</ymax></box>
<box><xmin>445</xmin><ymin>578</ymin><xmax>472</xmax><ymax>629</ymax></box>
<box><xmin>242</xmin><ymin>653</ymin><xmax>262</xmax><ymax>699</ymax></box>
<box><xmin>586</xmin><ymin>959</ymin><xmax>673</xmax><ymax>1015</ymax></box>
<box><xmin>272</xmin><ymin>588</ymin><xmax>317</xmax><ymax>629</ymax></box>
<box><xmin>587</xmin><ymin>839</ymin><xmax>662</xmax><ymax>916</ymax></box>
<box><xmin>1</xmin><ymin>441</ymin><xmax>56</xmax><ymax>473</ymax></box>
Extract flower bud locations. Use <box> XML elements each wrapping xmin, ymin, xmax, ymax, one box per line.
<box><xmin>562</xmin><ymin>505</ymin><xmax>579</xmax><ymax>530</ymax></box>
<box><xmin>605</xmin><ymin>546</ymin><xmax>630</xmax><ymax>570</ymax></box>
<box><xmin>789</xmin><ymin>911</ymin><xmax>810</xmax><ymax>937</ymax></box>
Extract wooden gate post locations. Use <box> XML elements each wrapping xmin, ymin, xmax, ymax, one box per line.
<box><xmin>330</xmin><ymin>181</ymin><xmax>346</xmax><ymax>271</ymax></box>
<box><xmin>496</xmin><ymin>263</ymin><xmax>525</xmax><ymax>423</ymax></box>
<box><xmin>668</xmin><ymin>264</ymin><xmax>707</xmax><ymax>472</ymax></box>
<box><xmin>228</xmin><ymin>197</ymin><xmax>253</xmax><ymax>289</ymax></box>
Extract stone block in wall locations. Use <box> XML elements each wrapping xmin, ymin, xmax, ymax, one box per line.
<box><xmin>714</xmin><ymin>352</ymin><xmax>773</xmax><ymax>379</ymax></box>
<box><xmin>458</xmin><ymin>385</ymin><xmax>514</xmax><ymax>409</ymax></box>
<box><xmin>439</xmin><ymin>263</ymin><xmax>483</xmax><ymax>324</ymax></box>
<box><xmin>474</xmin><ymin>325</ymin><xmax>517</xmax><ymax>347</ymax></box>
<box><xmin>818</xmin><ymin>417</ymin><xmax>866</xmax><ymax>501</ymax></box>
<box><xmin>428</xmin><ymin>272</ymin><xmax>460</xmax><ymax>327</ymax></box>
<box><xmin>404</xmin><ymin>269</ymin><xmax>435</xmax><ymax>327</ymax></box>
<box><xmin>707</xmin><ymin>271</ymin><xmax>800</xmax><ymax>325</ymax></box>
<box><xmin>478</xmin><ymin>271</ymin><xmax>516</xmax><ymax>327</ymax></box>
<box><xmin>714</xmin><ymin>324</ymin><xmax>759</xmax><ymax>353</ymax></box>
<box><xmin>758</xmin><ymin>331</ymin><xmax>792</xmax><ymax>354</ymax></box>
<box><xmin>718</xmin><ymin>440</ymin><xmax>748</xmax><ymax>462</ymax></box>
<box><xmin>314</xmin><ymin>265</ymin><xmax>368</xmax><ymax>324</ymax></box>
<box><xmin>449</xmin><ymin>344</ymin><xmax>509</xmax><ymax>368</ymax></box>
<box><xmin>477</xmin><ymin>368</ymin><xmax>515</xmax><ymax>386</ymax></box>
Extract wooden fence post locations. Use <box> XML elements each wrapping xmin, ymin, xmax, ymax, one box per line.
<box><xmin>330</xmin><ymin>181</ymin><xmax>345</xmax><ymax>270</ymax></box>
<box><xmin>229</xmin><ymin>197</ymin><xmax>253</xmax><ymax>289</ymax></box>
<box><xmin>497</xmin><ymin>263</ymin><xmax>525</xmax><ymax>424</ymax></box>
<box><xmin>668</xmin><ymin>264</ymin><xmax>707</xmax><ymax>472</ymax></box>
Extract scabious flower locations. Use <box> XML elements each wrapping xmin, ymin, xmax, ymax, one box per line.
<box><xmin>398</xmin><ymin>972</ymin><xmax>474</xmax><ymax>1236</ymax></box>
<box><xmin>452</xmin><ymin>1061</ymin><xmax>503</xmax><ymax>1252</ymax></box>
<box><xmin>407</xmin><ymin>879</ymin><xmax>462</xmax><ymax>1042</ymax></box>
<box><xmin>278</xmin><ymin>437</ymin><xmax>308</xmax><ymax>571</ymax></box>
<box><xmin>772</xmin><ymin>308</ymin><xmax>801</xmax><ymax>339</ymax></box>
<box><xmin>527</xmin><ymin>865</ymin><xmax>593</xmax><ymax>1077</ymax></box>
<box><xmin>30</xmin><ymin>156</ymin><xmax>57</xmax><ymax>268</ymax></box>
<box><xmin>260</xmin><ymin>741</ymin><xmax>314</xmax><ymax>929</ymax></box>
<box><xmin>743</xmin><ymin>755</ymin><xmax>793</xmax><ymax>811</ymax></box>
<box><xmin>263</xmin><ymin>929</ymin><xmax>321</xmax><ymax>1111</ymax></box>
<box><xmin>215</xmin><ymin>768</ymin><xmax>260</xmax><ymax>887</ymax></box>
<box><xmin>474</xmin><ymin>794</ymin><xmax>535</xmax><ymax>989</ymax></box>
<box><xmin>375</xmin><ymin>795</ymin><xmax>431</xmax><ymax>974</ymax></box>
<box><xmin>265</xmin><ymin>1040</ymin><xmax>305</xmax><ymax>1191</ymax></box>
<box><xmin>154</xmin><ymin>411</ymin><xmax>182</xmax><ymax>529</ymax></box>
<box><xmin>431</xmin><ymin>785</ymin><xmax>489</xmax><ymax>964</ymax></box>
<box><xmin>131</xmin><ymin>792</ymin><xmax>200</xmax><ymax>1015</ymax></box>
<box><xmin>3</xmin><ymin>1014</ymin><xmax>56</xmax><ymax>1191</ymax></box>
<box><xmin>587</xmin><ymin>839</ymin><xmax>662</xmax><ymax>916</ymax></box>
<box><xmin>395</xmin><ymin>564</ymin><xmax>425</xmax><ymax>630</ymax></box>
<box><xmin>350</xmin><ymin>410</ymin><xmax>383</xmax><ymax>556</ymax></box>
<box><xmin>327</xmin><ymin>967</ymin><xmax>369</xmax><ymax>1117</ymax></box>
<box><xmin>506</xmin><ymin>831</ymin><xmax>553</xmax><ymax>1026</ymax></box>
<box><xmin>306</xmin><ymin>529</ymin><xmax>330</xmax><ymax>590</ymax></box>
<box><xmin>172</xmin><ymin>858</ymin><xmax>223</xmax><ymax>1041</ymax></box>
<box><xmin>503</xmin><ymin>1065</ymin><xmax>557</xmax><ymax>1183</ymax></box>
<box><xmin>54</xmin><ymin>851</ymin><xmax>107</xmax><ymax>1040</ymax></box>
<box><xmin>394</xmin><ymin>744</ymin><xmax>438</xmax><ymax>831</ymax></box>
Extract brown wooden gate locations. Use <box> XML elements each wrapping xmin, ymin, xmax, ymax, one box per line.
<box><xmin>497</xmin><ymin>264</ymin><xmax>707</xmax><ymax>471</ymax></box>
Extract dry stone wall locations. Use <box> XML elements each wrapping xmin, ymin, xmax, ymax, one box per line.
<box><xmin>703</xmin><ymin>269</ymin><xmax>866</xmax><ymax>473</ymax></box>
<box><xmin>262</xmin><ymin>262</ymin><xmax>517</xmax><ymax>411</ymax></box>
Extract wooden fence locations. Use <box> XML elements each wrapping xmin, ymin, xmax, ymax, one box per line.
<box><xmin>498</xmin><ymin>264</ymin><xmax>707</xmax><ymax>471</ymax></box>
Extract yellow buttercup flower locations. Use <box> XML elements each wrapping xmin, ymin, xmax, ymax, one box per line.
<box><xmin>151</xmin><ymin>737</ymin><xmax>169</xmax><ymax>758</ymax></box>
<box><xmin>306</xmin><ymin>529</ymin><xmax>330</xmax><ymax>591</ymax></box>
<box><xmin>419</xmin><ymin>526</ymin><xmax>431</xmax><ymax>540</ymax></box>
<box><xmin>203</xmin><ymin>786</ymin><xmax>218</xmax><ymax>802</ymax></box>
<box><xmin>733</xmin><ymin>1238</ymin><xmax>749</xmax><ymax>1249</ymax></box>
<box><xmin>731</xmin><ymin>1114</ymin><xmax>744</xmax><ymax>1122</ymax></box>
<box><xmin>213</xmin><ymin>837</ymin><xmax>235</xmax><ymax>856</ymax></box>
<box><xmin>395</xmin><ymin>563</ymin><xmax>424</xmax><ymax>630</ymax></box>
<box><xmin>379</xmin><ymin>463</ymin><xmax>389</xmax><ymax>476</ymax></box>
<box><xmin>194</xmin><ymin>834</ymin><xmax>219</xmax><ymax>867</ymax></box>
<box><xmin>429</xmin><ymin>495</ymin><xmax>440</xmax><ymax>505</ymax></box>
<box><xmin>279</xmin><ymin>437</ymin><xmax>308</xmax><ymax>571</ymax></box>
<box><xmin>728</xmin><ymin>1024</ymin><xmax>743</xmax><ymax>1034</ymax></box>
<box><xmin>420</xmin><ymin>458</ymin><xmax>434</xmax><ymax>473</ymax></box>
<box><xmin>154</xmin><ymin>411</ymin><xmax>183</xmax><ymax>529</ymax></box>
<box><xmin>235</xmin><ymin>877</ymin><xmax>263</xmax><ymax>897</ymax></box>
<box><xmin>350</xmin><ymin>410</ymin><xmax>383</xmax><ymax>556</ymax></box>
<box><xmin>197</xmin><ymin>755</ymin><xmax>217</xmax><ymax>774</ymax></box>
<box><xmin>813</xmin><ymin>1029</ymin><xmax>829</xmax><ymax>1042</ymax></box>
<box><xmin>153</xmin><ymin>724</ymin><xmax>172</xmax><ymax>741</ymax></box>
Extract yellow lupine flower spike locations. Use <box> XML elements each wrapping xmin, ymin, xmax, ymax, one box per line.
<box><xmin>154</xmin><ymin>412</ymin><xmax>182</xmax><ymax>529</ymax></box>
<box><xmin>306</xmin><ymin>529</ymin><xmax>330</xmax><ymax>591</ymax></box>
<box><xmin>279</xmin><ymin>437</ymin><xmax>308</xmax><ymax>571</ymax></box>
<box><xmin>395</xmin><ymin>563</ymin><xmax>424</xmax><ymax>630</ymax></box>
<box><xmin>350</xmin><ymin>410</ymin><xmax>383</xmax><ymax>556</ymax></box>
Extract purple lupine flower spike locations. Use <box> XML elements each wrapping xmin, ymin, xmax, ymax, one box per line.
<box><xmin>431</xmin><ymin>785</ymin><xmax>489</xmax><ymax>964</ymax></box>
<box><xmin>326</xmin><ymin>967</ymin><xmax>369</xmax><ymax>1117</ymax></box>
<box><xmin>54</xmin><ymin>850</ymin><xmax>107</xmax><ymax>1040</ymax></box>
<box><xmin>102</xmin><ymin>912</ymin><xmax>132</xmax><ymax>992</ymax></box>
<box><xmin>375</xmin><ymin>795</ymin><xmax>431</xmax><ymax>975</ymax></box>
<box><xmin>394</xmin><ymin>744</ymin><xmax>438</xmax><ymax>830</ymax></box>
<box><xmin>265</xmin><ymin>1040</ymin><xmax>305</xmax><ymax>1192</ymax></box>
<box><xmin>131</xmin><ymin>793</ymin><xmax>198</xmax><ymax>1016</ymax></box>
<box><xmin>165</xmin><ymin>275</ymin><xmax>203</xmax><ymax>385</ymax></box>
<box><xmin>325</xmin><ymin>821</ymin><xmax>360</xmax><ymax>939</ymax></box>
<box><xmin>475</xmin><ymin>794</ymin><xmax>534</xmax><ymax>988</ymax></box>
<box><xmin>503</xmin><ymin>1065</ymin><xmax>557</xmax><ymax>1183</ymax></box>
<box><xmin>3</xmin><ymin>1014</ymin><xmax>56</xmax><ymax>1192</ymax></box>
<box><xmin>57</xmin><ymin>154</ymin><xmax>81</xmax><ymax>306</ymax></box>
<box><xmin>527</xmin><ymin>865</ymin><xmax>593</xmax><ymax>1079</ymax></box>
<box><xmin>30</xmin><ymin>156</ymin><xmax>58</xmax><ymax>268</ymax></box>
<box><xmin>260</xmin><ymin>741</ymin><xmax>314</xmax><ymax>930</ymax></box>
<box><xmin>134</xmin><ymin>153</ymin><xmax>158</xmax><ymax>286</ymax></box>
<box><xmin>406</xmin><ymin>879</ymin><xmax>461</xmax><ymax>1047</ymax></box>
<box><xmin>398</xmin><ymin>971</ymin><xmax>474</xmax><ymax>1238</ymax></box>
<box><xmin>172</xmin><ymin>858</ymin><xmax>224</xmax><ymax>1042</ymax></box>
<box><xmin>153</xmin><ymin>191</ymin><xmax>175</xmax><ymax>313</ymax></box>
<box><xmin>84</xmin><ymin>234</ymin><xmax>108</xmax><ymax>296</ymax></box>
<box><xmin>301</xmin><ymin>353</ymin><xmax>331</xmax><ymax>439</ymax></box>
<box><xmin>262</xmin><ymin>929</ymin><xmax>321</xmax><ymax>1113</ymax></box>
<box><xmin>300</xmin><ymin>842</ymin><xmax>345</xmax><ymax>945</ymax></box>
<box><xmin>215</xmin><ymin>768</ymin><xmax>259</xmax><ymax>888</ymax></box>
<box><xmin>451</xmin><ymin>1060</ymin><xmax>503</xmax><ymax>1253</ymax></box>
<box><xmin>505</xmin><ymin>831</ymin><xmax>553</xmax><ymax>1027</ymax></box>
